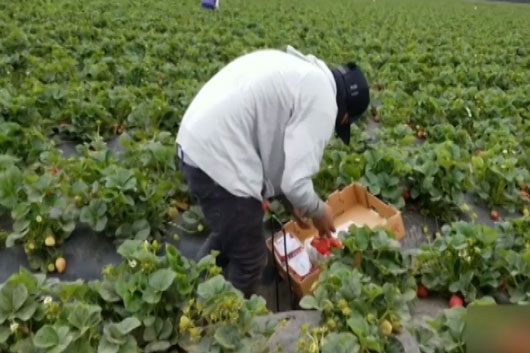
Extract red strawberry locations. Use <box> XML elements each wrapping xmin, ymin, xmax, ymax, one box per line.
<box><xmin>402</xmin><ymin>190</ymin><xmax>410</xmax><ymax>202</ymax></box>
<box><xmin>521</xmin><ymin>191</ymin><xmax>529</xmax><ymax>199</ymax></box>
<box><xmin>329</xmin><ymin>238</ymin><xmax>343</xmax><ymax>249</ymax></box>
<box><xmin>449</xmin><ymin>295</ymin><xmax>464</xmax><ymax>308</ymax></box>
<box><xmin>311</xmin><ymin>237</ymin><xmax>331</xmax><ymax>255</ymax></box>
<box><xmin>417</xmin><ymin>130</ymin><xmax>425</xmax><ymax>139</ymax></box>
<box><xmin>417</xmin><ymin>284</ymin><xmax>428</xmax><ymax>298</ymax></box>
<box><xmin>490</xmin><ymin>210</ymin><xmax>499</xmax><ymax>221</ymax></box>
<box><xmin>317</xmin><ymin>244</ymin><xmax>330</xmax><ymax>255</ymax></box>
<box><xmin>311</xmin><ymin>237</ymin><xmax>321</xmax><ymax>247</ymax></box>
<box><xmin>261</xmin><ymin>201</ymin><xmax>268</xmax><ymax>212</ymax></box>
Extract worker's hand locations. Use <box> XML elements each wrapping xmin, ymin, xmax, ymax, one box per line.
<box><xmin>292</xmin><ymin>208</ymin><xmax>310</xmax><ymax>229</ymax></box>
<box><xmin>312</xmin><ymin>204</ymin><xmax>336</xmax><ymax>238</ymax></box>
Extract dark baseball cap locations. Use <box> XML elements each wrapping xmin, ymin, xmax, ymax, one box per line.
<box><xmin>331</xmin><ymin>63</ymin><xmax>370</xmax><ymax>145</ymax></box>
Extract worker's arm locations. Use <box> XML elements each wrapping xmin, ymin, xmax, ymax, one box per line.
<box><xmin>280</xmin><ymin>72</ymin><xmax>337</xmax><ymax>234</ymax></box>
<box><xmin>277</xmin><ymin>194</ymin><xmax>310</xmax><ymax>229</ymax></box>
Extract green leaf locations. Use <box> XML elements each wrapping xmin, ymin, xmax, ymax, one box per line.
<box><xmin>97</xmin><ymin>337</ymin><xmax>119</xmax><ymax>353</ymax></box>
<box><xmin>243</xmin><ymin>295</ymin><xmax>268</xmax><ymax>315</ymax></box>
<box><xmin>67</xmin><ymin>303</ymin><xmax>102</xmax><ymax>333</ymax></box>
<box><xmin>115</xmin><ymin>317</ymin><xmax>141</xmax><ymax>335</ymax></box>
<box><xmin>353</xmin><ymin>227</ymin><xmax>370</xmax><ymax>251</ymax></box>
<box><xmin>0</xmin><ymin>165</ymin><xmax>22</xmax><ymax>208</ymax></box>
<box><xmin>12</xmin><ymin>219</ymin><xmax>30</xmax><ymax>234</ymax></box>
<box><xmin>197</xmin><ymin>275</ymin><xmax>234</xmax><ymax>301</ymax></box>
<box><xmin>175</xmin><ymin>273</ymin><xmax>193</xmax><ymax>296</ymax></box>
<box><xmin>476</xmin><ymin>226</ymin><xmax>498</xmax><ymax>245</ymax></box>
<box><xmin>0</xmin><ymin>325</ymin><xmax>11</xmax><ymax>344</ymax></box>
<box><xmin>362</xmin><ymin>283</ymin><xmax>383</xmax><ymax>301</ymax></box>
<box><xmin>142</xmin><ymin>287</ymin><xmax>162</xmax><ymax>304</ymax></box>
<box><xmin>148</xmin><ymin>269</ymin><xmax>176</xmax><ymax>292</ymax></box>
<box><xmin>403</xmin><ymin>288</ymin><xmax>417</xmax><ymax>301</ymax></box>
<box><xmin>52</xmin><ymin>326</ymin><xmax>74</xmax><ymax>353</ymax></box>
<box><xmin>117</xmin><ymin>240</ymin><xmax>142</xmax><ymax>258</ymax></box>
<box><xmin>364</xmin><ymin>336</ymin><xmax>383</xmax><ymax>352</ymax></box>
<box><xmin>299</xmin><ymin>295</ymin><xmax>319</xmax><ymax>310</ymax></box>
<box><xmin>34</xmin><ymin>325</ymin><xmax>59</xmax><ymax>349</ymax></box>
<box><xmin>469</xmin><ymin>296</ymin><xmax>496</xmax><ymax>306</ymax></box>
<box><xmin>159</xmin><ymin>319</ymin><xmax>173</xmax><ymax>340</ymax></box>
<box><xmin>116</xmin><ymin>336</ymin><xmax>137</xmax><ymax>353</ymax></box>
<box><xmin>104</xmin><ymin>167</ymin><xmax>137</xmax><ymax>191</ymax></box>
<box><xmin>10</xmin><ymin>337</ymin><xmax>38</xmax><ymax>353</ymax></box>
<box><xmin>347</xmin><ymin>313</ymin><xmax>368</xmax><ymax>337</ymax></box>
<box><xmin>143</xmin><ymin>316</ymin><xmax>156</xmax><ymax>327</ymax></box>
<box><xmin>97</xmin><ymin>281</ymin><xmax>121</xmax><ymax>303</ymax></box>
<box><xmin>322</xmin><ymin>333</ymin><xmax>359</xmax><ymax>353</ymax></box>
<box><xmin>144</xmin><ymin>341</ymin><xmax>171</xmax><ymax>352</ymax></box>
<box><xmin>15</xmin><ymin>301</ymin><xmax>37</xmax><ymax>321</ymax></box>
<box><xmin>132</xmin><ymin>219</ymin><xmax>150</xmax><ymax>240</ymax></box>
<box><xmin>143</xmin><ymin>324</ymin><xmax>157</xmax><ymax>342</ymax></box>
<box><xmin>6</xmin><ymin>232</ymin><xmax>26</xmax><ymax>248</ymax></box>
<box><xmin>11</xmin><ymin>284</ymin><xmax>28</xmax><ymax>311</ymax></box>
<box><xmin>339</xmin><ymin>273</ymin><xmax>362</xmax><ymax>301</ymax></box>
<box><xmin>80</xmin><ymin>199</ymin><xmax>108</xmax><ymax>232</ymax></box>
<box><xmin>182</xmin><ymin>337</ymin><xmax>219</xmax><ymax>353</ymax></box>
<box><xmin>69</xmin><ymin>339</ymin><xmax>96</xmax><ymax>353</ymax></box>
<box><xmin>214</xmin><ymin>326</ymin><xmax>239</xmax><ymax>350</ymax></box>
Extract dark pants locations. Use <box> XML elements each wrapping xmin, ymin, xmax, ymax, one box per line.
<box><xmin>178</xmin><ymin>159</ymin><xmax>267</xmax><ymax>298</ymax></box>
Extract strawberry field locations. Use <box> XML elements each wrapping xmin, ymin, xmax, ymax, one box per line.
<box><xmin>1</xmin><ymin>0</ymin><xmax>530</xmax><ymax>351</ymax></box>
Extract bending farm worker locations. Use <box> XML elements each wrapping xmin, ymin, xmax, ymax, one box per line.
<box><xmin>176</xmin><ymin>45</ymin><xmax>370</xmax><ymax>297</ymax></box>
<box><xmin>201</xmin><ymin>0</ymin><xmax>219</xmax><ymax>10</ymax></box>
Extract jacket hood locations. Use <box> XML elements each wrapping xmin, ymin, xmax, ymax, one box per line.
<box><xmin>285</xmin><ymin>46</ymin><xmax>337</xmax><ymax>97</ymax></box>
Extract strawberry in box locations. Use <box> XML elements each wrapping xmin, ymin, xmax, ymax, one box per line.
<box><xmin>305</xmin><ymin>235</ymin><xmax>343</xmax><ymax>263</ymax></box>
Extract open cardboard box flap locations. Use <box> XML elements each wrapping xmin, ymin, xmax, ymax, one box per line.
<box><xmin>267</xmin><ymin>182</ymin><xmax>405</xmax><ymax>299</ymax></box>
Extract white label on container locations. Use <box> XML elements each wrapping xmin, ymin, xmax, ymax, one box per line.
<box><xmin>273</xmin><ymin>233</ymin><xmax>301</xmax><ymax>257</ymax></box>
<box><xmin>288</xmin><ymin>250</ymin><xmax>312</xmax><ymax>278</ymax></box>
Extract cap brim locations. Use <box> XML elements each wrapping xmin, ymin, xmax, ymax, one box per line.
<box><xmin>332</xmin><ymin>69</ymin><xmax>350</xmax><ymax>145</ymax></box>
<box><xmin>335</xmin><ymin>122</ymin><xmax>351</xmax><ymax>145</ymax></box>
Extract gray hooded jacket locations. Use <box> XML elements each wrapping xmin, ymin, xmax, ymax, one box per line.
<box><xmin>176</xmin><ymin>46</ymin><xmax>338</xmax><ymax>219</ymax></box>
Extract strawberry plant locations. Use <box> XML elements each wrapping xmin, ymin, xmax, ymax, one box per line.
<box><xmin>423</xmin><ymin>124</ymin><xmax>473</xmax><ymax>152</ymax></box>
<box><xmin>0</xmin><ymin>240</ymin><xmax>282</xmax><ymax>353</ymax></box>
<box><xmin>414</xmin><ymin>222</ymin><xmax>500</xmax><ymax>302</ymax></box>
<box><xmin>359</xmin><ymin>146</ymin><xmax>411</xmax><ymax>209</ymax></box>
<box><xmin>0</xmin><ymin>155</ymin><xmax>22</xmax><ymax>216</ymax></box>
<box><xmin>68</xmin><ymin>136</ymin><xmax>178</xmax><ymax>243</ymax></box>
<box><xmin>313</xmin><ymin>126</ymin><xmax>372</xmax><ymax>199</ymax></box>
<box><xmin>495</xmin><ymin>216</ymin><xmax>530</xmax><ymax>303</ymax></box>
<box><xmin>299</xmin><ymin>264</ymin><xmax>412</xmax><ymax>353</ymax></box>
<box><xmin>375</xmin><ymin>124</ymin><xmax>416</xmax><ymax>147</ymax></box>
<box><xmin>335</xmin><ymin>226</ymin><xmax>417</xmax><ymax>297</ymax></box>
<box><xmin>0</xmin><ymin>122</ymin><xmax>51</xmax><ymax>165</ymax></box>
<box><xmin>2</xmin><ymin>158</ymin><xmax>77</xmax><ymax>272</ymax></box>
<box><xmin>297</xmin><ymin>227</ymin><xmax>416</xmax><ymax>353</ymax></box>
<box><xmin>409</xmin><ymin>141</ymin><xmax>472</xmax><ymax>220</ymax></box>
<box><xmin>471</xmin><ymin>146</ymin><xmax>530</xmax><ymax>213</ymax></box>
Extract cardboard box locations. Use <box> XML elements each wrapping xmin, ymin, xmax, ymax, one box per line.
<box><xmin>267</xmin><ymin>182</ymin><xmax>405</xmax><ymax>299</ymax></box>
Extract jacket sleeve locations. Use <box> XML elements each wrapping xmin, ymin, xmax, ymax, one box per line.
<box><xmin>280</xmin><ymin>73</ymin><xmax>336</xmax><ymax>219</ymax></box>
